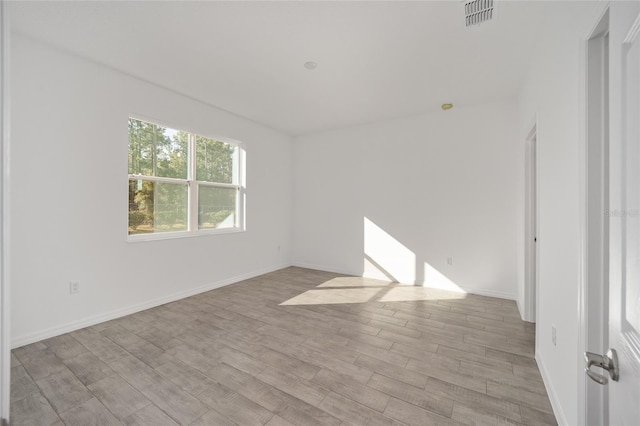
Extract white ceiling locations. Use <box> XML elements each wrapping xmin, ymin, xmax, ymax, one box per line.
<box><xmin>9</xmin><ymin>1</ymin><xmax>549</xmax><ymax>136</ymax></box>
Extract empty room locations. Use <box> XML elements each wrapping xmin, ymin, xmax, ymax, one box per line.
<box><xmin>1</xmin><ymin>1</ymin><xmax>639</xmax><ymax>425</ymax></box>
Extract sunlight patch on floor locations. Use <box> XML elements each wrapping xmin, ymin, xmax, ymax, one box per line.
<box><xmin>279</xmin><ymin>286</ymin><xmax>386</xmax><ymax>305</ymax></box>
<box><xmin>279</xmin><ymin>276</ymin><xmax>468</xmax><ymax>306</ymax></box>
<box><xmin>316</xmin><ymin>276</ymin><xmax>393</xmax><ymax>288</ymax></box>
<box><xmin>281</xmin><ymin>217</ymin><xmax>468</xmax><ymax>306</ymax></box>
<box><xmin>376</xmin><ymin>285</ymin><xmax>467</xmax><ymax>302</ymax></box>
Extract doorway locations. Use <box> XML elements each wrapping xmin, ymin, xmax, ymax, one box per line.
<box><xmin>581</xmin><ymin>9</ymin><xmax>609</xmax><ymax>426</ymax></box>
<box><xmin>0</xmin><ymin>0</ymin><xmax>8</xmax><ymax>423</ymax></box>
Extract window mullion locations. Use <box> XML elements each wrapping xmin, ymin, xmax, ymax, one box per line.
<box><xmin>188</xmin><ymin>133</ymin><xmax>198</xmax><ymax>232</ymax></box>
<box><xmin>127</xmin><ymin>175</ymin><xmax>186</xmax><ymax>185</ymax></box>
<box><xmin>195</xmin><ymin>181</ymin><xmax>239</xmax><ymax>189</ymax></box>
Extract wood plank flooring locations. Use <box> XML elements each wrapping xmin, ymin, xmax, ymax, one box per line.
<box><xmin>10</xmin><ymin>267</ymin><xmax>556</xmax><ymax>426</ymax></box>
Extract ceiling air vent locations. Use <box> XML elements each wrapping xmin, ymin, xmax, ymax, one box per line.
<box><xmin>465</xmin><ymin>0</ymin><xmax>495</xmax><ymax>27</ymax></box>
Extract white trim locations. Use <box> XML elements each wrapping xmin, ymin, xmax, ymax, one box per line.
<box><xmin>623</xmin><ymin>12</ymin><xmax>640</xmax><ymax>44</ymax></box>
<box><xmin>197</xmin><ymin>181</ymin><xmax>238</xmax><ymax>190</ymax></box>
<box><xmin>0</xmin><ymin>0</ymin><xmax>10</xmax><ymax>421</ymax></box>
<box><xmin>516</xmin><ymin>298</ymin><xmax>524</xmax><ymax>320</ymax></box>
<box><xmin>127</xmin><ymin>175</ymin><xmax>188</xmax><ymax>185</ymax></box>
<box><xmin>576</xmin><ymin>18</ymin><xmax>600</xmax><ymax>424</ymax></box>
<box><xmin>126</xmin><ymin>175</ymin><xmax>241</xmax><ymax>189</ymax></box>
<box><xmin>10</xmin><ymin>259</ymin><xmax>518</xmax><ymax>348</ymax></box>
<box><xmin>291</xmin><ymin>262</ymin><xmax>359</xmax><ymax>277</ymax></box>
<box><xmin>128</xmin><ymin>225</ymin><xmax>244</xmax><ymax>243</ymax></box>
<box><xmin>537</xmin><ymin>349</ymin><xmax>569</xmax><ymax>426</ymax></box>
<box><xmin>11</xmin><ymin>263</ymin><xmax>290</xmax><ymax>349</ymax></box>
<box><xmin>578</xmin><ymin>6</ymin><xmax>610</xmax><ymax>426</ymax></box>
<box><xmin>188</xmin><ymin>132</ymin><xmax>197</xmax><ymax>231</ymax></box>
<box><xmin>467</xmin><ymin>288</ymin><xmax>516</xmax><ymax>301</ymax></box>
<box><xmin>577</xmin><ymin>30</ymin><xmax>589</xmax><ymax>426</ymax></box>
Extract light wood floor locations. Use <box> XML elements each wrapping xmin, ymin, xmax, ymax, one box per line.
<box><xmin>10</xmin><ymin>267</ymin><xmax>556</xmax><ymax>426</ymax></box>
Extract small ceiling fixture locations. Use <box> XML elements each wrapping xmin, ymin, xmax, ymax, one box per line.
<box><xmin>304</xmin><ymin>61</ymin><xmax>318</xmax><ymax>70</ymax></box>
<box><xmin>441</xmin><ymin>103</ymin><xmax>454</xmax><ymax>111</ymax></box>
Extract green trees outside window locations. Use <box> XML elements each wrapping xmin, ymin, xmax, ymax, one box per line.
<box><xmin>128</xmin><ymin>118</ymin><xmax>240</xmax><ymax>236</ymax></box>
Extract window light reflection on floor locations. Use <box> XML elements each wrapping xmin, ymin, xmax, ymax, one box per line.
<box><xmin>280</xmin><ymin>216</ymin><xmax>467</xmax><ymax>306</ymax></box>
<box><xmin>278</xmin><ymin>277</ymin><xmax>467</xmax><ymax>306</ymax></box>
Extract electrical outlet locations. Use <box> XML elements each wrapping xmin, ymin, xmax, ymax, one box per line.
<box><xmin>69</xmin><ymin>281</ymin><xmax>80</xmax><ymax>294</ymax></box>
<box><xmin>447</xmin><ymin>257</ymin><xmax>453</xmax><ymax>266</ymax></box>
<box><xmin>552</xmin><ymin>325</ymin><xmax>557</xmax><ymax>346</ymax></box>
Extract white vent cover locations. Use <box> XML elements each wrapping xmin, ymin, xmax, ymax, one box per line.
<box><xmin>465</xmin><ymin>0</ymin><xmax>495</xmax><ymax>27</ymax></box>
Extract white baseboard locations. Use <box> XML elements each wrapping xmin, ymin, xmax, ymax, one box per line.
<box><xmin>516</xmin><ymin>298</ymin><xmax>525</xmax><ymax>320</ymax></box>
<box><xmin>536</xmin><ymin>349</ymin><xmax>567</xmax><ymax>426</ymax></box>
<box><xmin>467</xmin><ymin>288</ymin><xmax>516</xmax><ymax>301</ymax></box>
<box><xmin>11</xmin><ymin>263</ymin><xmax>290</xmax><ymax>349</ymax></box>
<box><xmin>12</xmin><ymin>262</ymin><xmax>516</xmax><ymax>348</ymax></box>
<box><xmin>291</xmin><ymin>261</ymin><xmax>359</xmax><ymax>276</ymax></box>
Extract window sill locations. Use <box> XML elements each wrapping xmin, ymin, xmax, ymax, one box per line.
<box><xmin>127</xmin><ymin>227</ymin><xmax>245</xmax><ymax>243</ymax></box>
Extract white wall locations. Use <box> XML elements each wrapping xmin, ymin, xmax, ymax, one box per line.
<box><xmin>9</xmin><ymin>34</ymin><xmax>293</xmax><ymax>347</ymax></box>
<box><xmin>8</xmin><ymin>3</ymin><xmax>613</xmax><ymax>423</ymax></box>
<box><xmin>293</xmin><ymin>99</ymin><xmax>519</xmax><ymax>299</ymax></box>
<box><xmin>516</xmin><ymin>2</ymin><xmax>606</xmax><ymax>425</ymax></box>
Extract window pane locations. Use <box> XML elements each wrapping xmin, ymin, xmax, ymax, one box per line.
<box><xmin>196</xmin><ymin>136</ymin><xmax>236</xmax><ymax>184</ymax></box>
<box><xmin>128</xmin><ymin>118</ymin><xmax>187</xmax><ymax>179</ymax></box>
<box><xmin>129</xmin><ymin>179</ymin><xmax>188</xmax><ymax>235</ymax></box>
<box><xmin>198</xmin><ymin>186</ymin><xmax>237</xmax><ymax>229</ymax></box>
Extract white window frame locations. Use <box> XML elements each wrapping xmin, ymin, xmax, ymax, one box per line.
<box><xmin>127</xmin><ymin>117</ymin><xmax>245</xmax><ymax>242</ymax></box>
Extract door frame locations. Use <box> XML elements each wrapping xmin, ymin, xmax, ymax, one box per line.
<box><xmin>0</xmin><ymin>0</ymin><xmax>9</xmax><ymax>423</ymax></box>
<box><xmin>524</xmin><ymin>123</ymin><xmax>538</xmax><ymax>324</ymax></box>
<box><xmin>578</xmin><ymin>5</ymin><xmax>611</xmax><ymax>426</ymax></box>
<box><xmin>0</xmin><ymin>0</ymin><xmax>8</xmax><ymax>422</ymax></box>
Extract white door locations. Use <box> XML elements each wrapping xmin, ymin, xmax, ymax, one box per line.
<box><xmin>606</xmin><ymin>2</ymin><xmax>640</xmax><ymax>424</ymax></box>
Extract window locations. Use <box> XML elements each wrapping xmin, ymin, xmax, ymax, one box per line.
<box><xmin>128</xmin><ymin>117</ymin><xmax>243</xmax><ymax>238</ymax></box>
